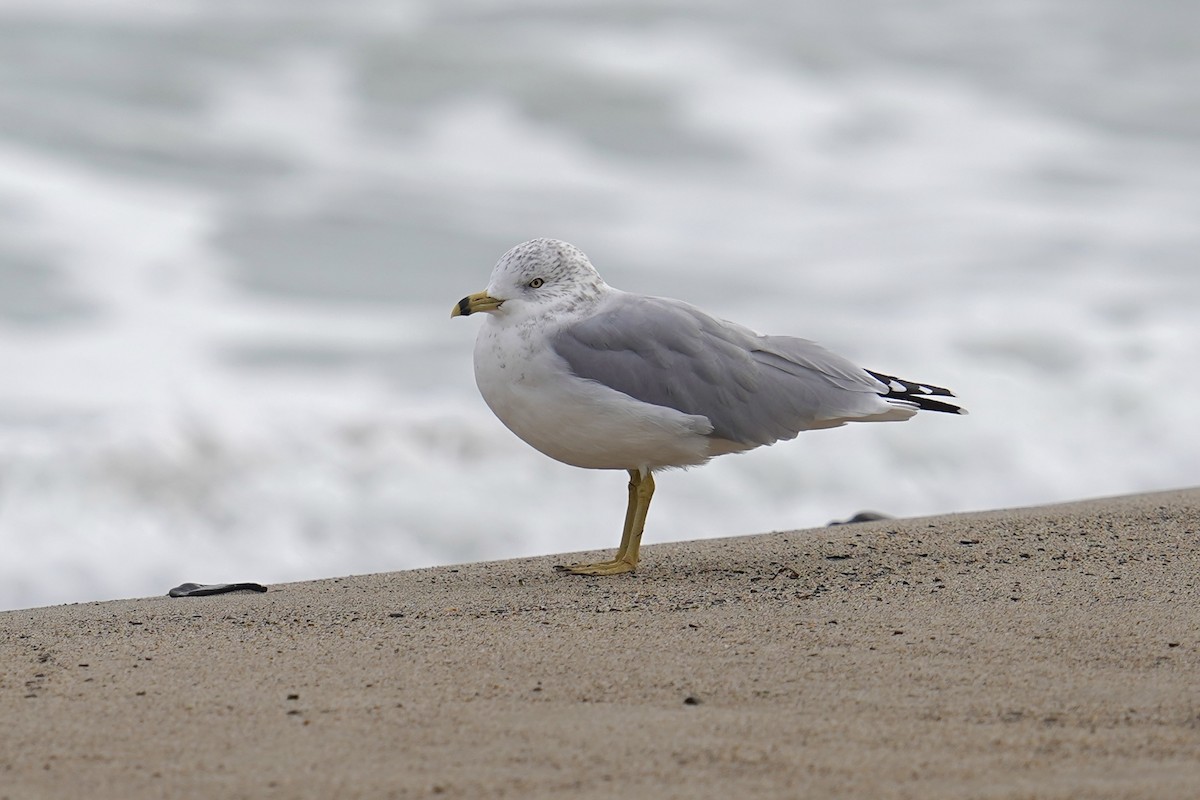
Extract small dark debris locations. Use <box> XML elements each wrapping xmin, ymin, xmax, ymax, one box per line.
<box><xmin>683</xmin><ymin>696</ymin><xmax>701</xmax><ymax>706</ymax></box>
<box><xmin>1168</xmin><ymin>642</ymin><xmax>1181</xmax><ymax>648</ymax></box>
<box><xmin>388</xmin><ymin>612</ymin><xmax>405</xmax><ymax>618</ymax></box>
<box><xmin>168</xmin><ymin>582</ymin><xmax>268</xmax><ymax>598</ymax></box>
<box><xmin>828</xmin><ymin>511</ymin><xmax>893</xmax><ymax>526</ymax></box>
<box><xmin>958</xmin><ymin>540</ymin><xmax>980</xmax><ymax>546</ymax></box>
<box><xmin>287</xmin><ymin>694</ymin><xmax>299</xmax><ymax>700</ymax></box>
<box><xmin>824</xmin><ymin>554</ymin><xmax>852</xmax><ymax>561</ymax></box>
<box><xmin>892</xmin><ymin>630</ymin><xmax>904</xmax><ymax>635</ymax></box>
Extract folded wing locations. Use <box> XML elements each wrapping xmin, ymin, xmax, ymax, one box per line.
<box><xmin>551</xmin><ymin>294</ymin><xmax>942</xmax><ymax>449</ymax></box>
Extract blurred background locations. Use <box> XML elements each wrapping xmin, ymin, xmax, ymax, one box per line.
<box><xmin>1</xmin><ymin>0</ymin><xmax>1197</xmax><ymax>611</ymax></box>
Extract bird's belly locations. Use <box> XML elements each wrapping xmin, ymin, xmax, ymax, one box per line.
<box><xmin>474</xmin><ymin>334</ymin><xmax>714</xmax><ymax>470</ymax></box>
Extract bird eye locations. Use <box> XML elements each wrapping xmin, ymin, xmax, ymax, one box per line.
<box><xmin>528</xmin><ymin>278</ymin><xmax>545</xmax><ymax>288</ymax></box>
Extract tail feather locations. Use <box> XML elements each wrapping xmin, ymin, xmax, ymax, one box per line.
<box><xmin>865</xmin><ymin>370</ymin><xmax>967</xmax><ymax>415</ymax></box>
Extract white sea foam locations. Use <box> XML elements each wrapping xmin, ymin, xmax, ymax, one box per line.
<box><xmin>1</xmin><ymin>0</ymin><xmax>1197</xmax><ymax>610</ymax></box>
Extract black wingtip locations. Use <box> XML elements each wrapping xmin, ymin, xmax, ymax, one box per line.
<box><xmin>866</xmin><ymin>369</ymin><xmax>965</xmax><ymax>415</ymax></box>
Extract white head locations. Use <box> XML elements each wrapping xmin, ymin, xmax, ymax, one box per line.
<box><xmin>452</xmin><ymin>238</ymin><xmax>609</xmax><ymax>322</ymax></box>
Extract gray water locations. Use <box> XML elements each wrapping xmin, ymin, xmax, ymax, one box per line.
<box><xmin>1</xmin><ymin>0</ymin><xmax>1197</xmax><ymax>610</ymax></box>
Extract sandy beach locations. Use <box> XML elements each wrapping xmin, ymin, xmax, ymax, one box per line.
<box><xmin>2</xmin><ymin>487</ymin><xmax>1198</xmax><ymax>799</ymax></box>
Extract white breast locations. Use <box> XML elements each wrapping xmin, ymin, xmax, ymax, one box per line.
<box><xmin>473</xmin><ymin>317</ymin><xmax>716</xmax><ymax>470</ymax></box>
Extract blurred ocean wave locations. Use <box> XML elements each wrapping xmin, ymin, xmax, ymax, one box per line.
<box><xmin>1</xmin><ymin>0</ymin><xmax>1197</xmax><ymax>610</ymax></box>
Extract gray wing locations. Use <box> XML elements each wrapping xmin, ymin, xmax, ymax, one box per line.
<box><xmin>551</xmin><ymin>294</ymin><xmax>904</xmax><ymax>447</ymax></box>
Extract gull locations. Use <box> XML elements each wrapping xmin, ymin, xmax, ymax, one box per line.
<box><xmin>452</xmin><ymin>238</ymin><xmax>964</xmax><ymax>575</ymax></box>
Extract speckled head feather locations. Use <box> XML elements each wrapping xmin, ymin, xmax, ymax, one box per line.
<box><xmin>485</xmin><ymin>238</ymin><xmax>608</xmax><ymax>319</ymax></box>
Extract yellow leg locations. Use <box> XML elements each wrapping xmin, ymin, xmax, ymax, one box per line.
<box><xmin>558</xmin><ymin>470</ymin><xmax>655</xmax><ymax>576</ymax></box>
<box><xmin>609</xmin><ymin>469</ymin><xmax>641</xmax><ymax>563</ymax></box>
